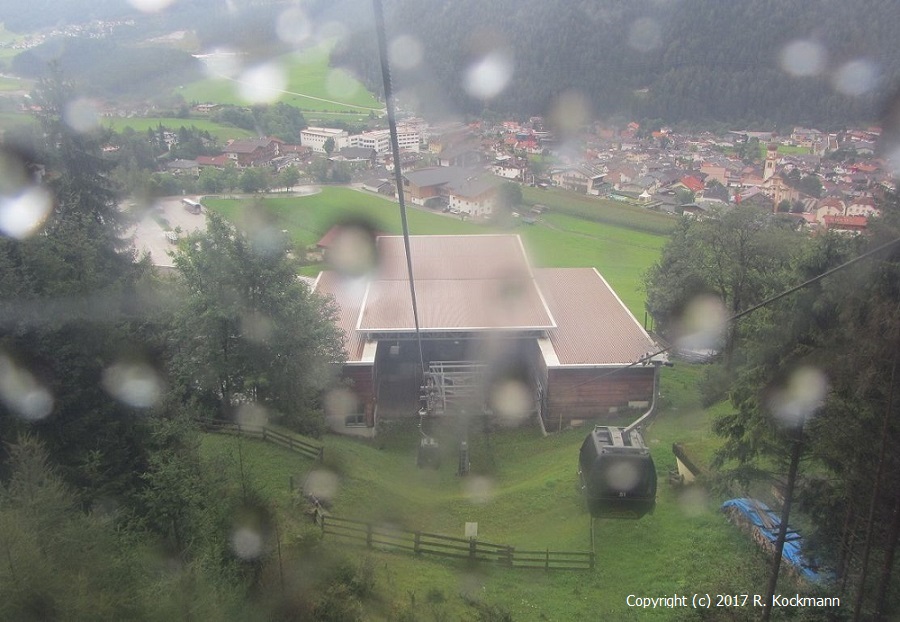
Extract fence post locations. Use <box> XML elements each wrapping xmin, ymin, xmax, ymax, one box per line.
<box><xmin>589</xmin><ymin>551</ymin><xmax>595</xmax><ymax>571</ymax></box>
<box><xmin>319</xmin><ymin>447</ymin><xmax>324</xmax><ymax>462</ymax></box>
<box><xmin>506</xmin><ymin>545</ymin><xmax>514</xmax><ymax>567</ymax></box>
<box><xmin>366</xmin><ymin>523</ymin><xmax>373</xmax><ymax>548</ymax></box>
<box><xmin>262</xmin><ymin>428</ymin><xmax>267</xmax><ymax>442</ymax></box>
<box><xmin>414</xmin><ymin>532</ymin><xmax>421</xmax><ymax>555</ymax></box>
<box><xmin>319</xmin><ymin>512</ymin><xmax>325</xmax><ymax>535</ymax></box>
<box><xmin>469</xmin><ymin>538</ymin><xmax>476</xmax><ymax>561</ymax></box>
<box><xmin>545</xmin><ymin>548</ymin><xmax>550</xmax><ymax>572</ymax></box>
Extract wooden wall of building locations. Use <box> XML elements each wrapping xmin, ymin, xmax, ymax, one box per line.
<box><xmin>343</xmin><ymin>365</ymin><xmax>376</xmax><ymax>426</ymax></box>
<box><xmin>545</xmin><ymin>366</ymin><xmax>655</xmax><ymax>422</ymax></box>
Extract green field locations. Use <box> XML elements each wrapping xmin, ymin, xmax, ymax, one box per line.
<box><xmin>523</xmin><ymin>186</ymin><xmax>678</xmax><ymax>236</ymax></box>
<box><xmin>180</xmin><ymin>40</ymin><xmax>383</xmax><ymax>115</ymax></box>
<box><xmin>205</xmin><ymin>187</ymin><xmax>665</xmax><ymax>316</ymax></box>
<box><xmin>198</xmin><ymin>363</ymin><xmax>794</xmax><ymax>621</ymax></box>
<box><xmin>0</xmin><ymin>111</ymin><xmax>35</xmax><ymax>133</ymax></box>
<box><xmin>197</xmin><ymin>187</ymin><xmax>813</xmax><ymax>619</ymax></box>
<box><xmin>103</xmin><ymin>116</ymin><xmax>256</xmax><ymax>141</ymax></box>
<box><xmin>0</xmin><ymin>75</ymin><xmax>29</xmax><ymax>91</ymax></box>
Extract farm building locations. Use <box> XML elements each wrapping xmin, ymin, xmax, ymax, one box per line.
<box><xmin>314</xmin><ymin>234</ymin><xmax>660</xmax><ymax>436</ymax></box>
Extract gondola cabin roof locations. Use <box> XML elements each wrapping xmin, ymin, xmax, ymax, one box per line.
<box><xmin>580</xmin><ymin>425</ymin><xmax>657</xmax><ymax>519</ymax></box>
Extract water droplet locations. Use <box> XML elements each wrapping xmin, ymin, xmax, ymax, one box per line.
<box><xmin>463</xmin><ymin>476</ymin><xmax>495</xmax><ymax>505</ymax></box>
<box><xmin>780</xmin><ymin>40</ymin><xmax>826</xmax><ymax>77</ymax></box>
<box><xmin>241</xmin><ymin>311</ymin><xmax>274</xmax><ymax>343</ymax></box>
<box><xmin>304</xmin><ymin>469</ymin><xmax>339</xmax><ymax>504</ymax></box>
<box><xmin>463</xmin><ymin>51</ymin><xmax>514</xmax><ymax>100</ymax></box>
<box><xmin>324</xmin><ymin>388</ymin><xmax>358</xmax><ymax>426</ymax></box>
<box><xmin>199</xmin><ymin>47</ymin><xmax>243</xmax><ymax>80</ymax></box>
<box><xmin>675</xmin><ymin>294</ymin><xmax>727</xmax><ymax>354</ymax></box>
<box><xmin>325</xmin><ymin>68</ymin><xmax>360</xmax><ymax>101</ymax></box>
<box><xmin>487</xmin><ymin>379</ymin><xmax>532</xmax><ymax>425</ymax></box>
<box><xmin>627</xmin><ymin>18</ymin><xmax>662</xmax><ymax>53</ymax></box>
<box><xmin>327</xmin><ymin>223</ymin><xmax>378</xmax><ymax>278</ymax></box>
<box><xmin>238</xmin><ymin>63</ymin><xmax>287</xmax><ymax>104</ymax></box>
<box><xmin>549</xmin><ymin>90</ymin><xmax>591</xmax><ymax>136</ymax></box>
<box><xmin>676</xmin><ymin>486</ymin><xmax>708</xmax><ymax>518</ymax></box>
<box><xmin>885</xmin><ymin>144</ymin><xmax>900</xmax><ymax>177</ymax></box>
<box><xmin>230</xmin><ymin>527</ymin><xmax>263</xmax><ymax>559</ymax></box>
<box><xmin>0</xmin><ymin>354</ymin><xmax>53</xmax><ymax>421</ymax></box>
<box><xmin>276</xmin><ymin>7</ymin><xmax>312</xmax><ymax>47</ymax></box>
<box><xmin>0</xmin><ymin>185</ymin><xmax>53</xmax><ymax>239</ymax></box>
<box><xmin>605</xmin><ymin>459</ymin><xmax>640</xmax><ymax>491</ymax></box>
<box><xmin>235</xmin><ymin>403</ymin><xmax>268</xmax><ymax>428</ymax></box>
<box><xmin>63</xmin><ymin>98</ymin><xmax>100</xmax><ymax>133</ymax></box>
<box><xmin>389</xmin><ymin>35</ymin><xmax>423</xmax><ymax>71</ymax></box>
<box><xmin>102</xmin><ymin>361</ymin><xmax>163</xmax><ymax>409</ymax></box>
<box><xmin>832</xmin><ymin>59</ymin><xmax>879</xmax><ymax>97</ymax></box>
<box><xmin>768</xmin><ymin>366</ymin><xmax>828</xmax><ymax>427</ymax></box>
<box><xmin>128</xmin><ymin>0</ymin><xmax>177</xmax><ymax>13</ymax></box>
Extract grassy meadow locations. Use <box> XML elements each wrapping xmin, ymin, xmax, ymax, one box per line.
<box><xmin>198</xmin><ymin>362</ymin><xmax>788</xmax><ymax>621</ymax></box>
<box><xmin>194</xmin><ymin>187</ymin><xmax>808</xmax><ymax>619</ymax></box>
<box><xmin>179</xmin><ymin>40</ymin><xmax>382</xmax><ymax>117</ymax></box>
<box><xmin>103</xmin><ymin>116</ymin><xmax>257</xmax><ymax>141</ymax></box>
<box><xmin>204</xmin><ymin>187</ymin><xmax>665</xmax><ymax>316</ymax></box>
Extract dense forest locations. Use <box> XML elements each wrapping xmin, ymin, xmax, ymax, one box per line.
<box><xmin>644</xmin><ymin>203</ymin><xmax>900</xmax><ymax>620</ymax></box>
<box><xmin>11</xmin><ymin>38</ymin><xmax>203</xmax><ymax>99</ymax></box>
<box><xmin>332</xmin><ymin>0</ymin><xmax>900</xmax><ymax>128</ymax></box>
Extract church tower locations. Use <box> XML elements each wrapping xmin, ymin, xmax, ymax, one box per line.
<box><xmin>763</xmin><ymin>143</ymin><xmax>778</xmax><ymax>181</ymax></box>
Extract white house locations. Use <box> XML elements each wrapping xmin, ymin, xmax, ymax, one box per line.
<box><xmin>300</xmin><ymin>127</ymin><xmax>351</xmax><ymax>153</ymax></box>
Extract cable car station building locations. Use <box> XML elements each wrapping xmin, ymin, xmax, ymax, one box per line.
<box><xmin>314</xmin><ymin>234</ymin><xmax>660</xmax><ymax>436</ymax></box>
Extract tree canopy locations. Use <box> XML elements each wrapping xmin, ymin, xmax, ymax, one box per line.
<box><xmin>168</xmin><ymin>211</ymin><xmax>345</xmax><ymax>435</ymax></box>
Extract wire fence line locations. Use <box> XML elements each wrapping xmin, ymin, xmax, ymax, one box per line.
<box><xmin>316</xmin><ymin>513</ymin><xmax>594</xmax><ymax>571</ymax></box>
<box><xmin>198</xmin><ymin>418</ymin><xmax>324</xmax><ymax>462</ymax></box>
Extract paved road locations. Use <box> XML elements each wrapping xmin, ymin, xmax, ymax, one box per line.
<box><xmin>129</xmin><ymin>196</ymin><xmax>207</xmax><ymax>268</ymax></box>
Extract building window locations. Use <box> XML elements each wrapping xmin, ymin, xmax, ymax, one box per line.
<box><xmin>345</xmin><ymin>413</ymin><xmax>367</xmax><ymax>427</ymax></box>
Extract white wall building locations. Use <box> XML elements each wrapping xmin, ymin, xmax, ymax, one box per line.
<box><xmin>350</xmin><ymin>126</ymin><xmax>420</xmax><ymax>154</ymax></box>
<box><xmin>300</xmin><ymin>127</ymin><xmax>351</xmax><ymax>153</ymax></box>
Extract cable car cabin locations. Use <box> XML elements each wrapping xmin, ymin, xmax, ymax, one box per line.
<box><xmin>416</xmin><ymin>436</ymin><xmax>440</xmax><ymax>469</ymax></box>
<box><xmin>579</xmin><ymin>426</ymin><xmax>657</xmax><ymax>519</ymax></box>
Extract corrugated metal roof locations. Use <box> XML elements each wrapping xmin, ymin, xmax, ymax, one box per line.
<box><xmin>313</xmin><ymin>271</ymin><xmax>369</xmax><ymax>362</ymax></box>
<box><xmin>358</xmin><ymin>279</ymin><xmax>554</xmax><ymax>331</ymax></box>
<box><xmin>535</xmin><ymin>268</ymin><xmax>657</xmax><ymax>366</ymax></box>
<box><xmin>317</xmin><ymin>238</ymin><xmax>657</xmax><ymax>365</ymax></box>
<box><xmin>360</xmin><ymin>235</ymin><xmax>555</xmax><ymax>331</ymax></box>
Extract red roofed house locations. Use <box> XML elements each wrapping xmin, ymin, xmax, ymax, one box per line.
<box><xmin>314</xmin><ymin>234</ymin><xmax>661</xmax><ymax>436</ymax></box>
<box><xmin>823</xmin><ymin>215</ymin><xmax>868</xmax><ymax>234</ymax></box>
<box><xmin>679</xmin><ymin>176</ymin><xmax>705</xmax><ymax>194</ymax></box>
<box><xmin>197</xmin><ymin>154</ymin><xmax>231</xmax><ymax>169</ymax></box>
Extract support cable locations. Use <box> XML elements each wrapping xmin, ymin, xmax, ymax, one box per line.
<box><xmin>372</xmin><ymin>0</ymin><xmax>427</xmax><ymax>381</ymax></box>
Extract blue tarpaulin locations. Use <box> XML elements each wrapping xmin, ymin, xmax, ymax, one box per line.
<box><xmin>722</xmin><ymin>498</ymin><xmax>831</xmax><ymax>583</ymax></box>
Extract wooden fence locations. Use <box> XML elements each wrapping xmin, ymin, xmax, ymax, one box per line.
<box><xmin>199</xmin><ymin>418</ymin><xmax>324</xmax><ymax>462</ymax></box>
<box><xmin>318</xmin><ymin>514</ymin><xmax>593</xmax><ymax>571</ymax></box>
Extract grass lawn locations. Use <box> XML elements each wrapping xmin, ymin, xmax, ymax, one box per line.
<box><xmin>103</xmin><ymin>116</ymin><xmax>256</xmax><ymax>141</ymax></box>
<box><xmin>205</xmin><ymin>187</ymin><xmax>666</xmax><ymax>316</ymax></box>
<box><xmin>0</xmin><ymin>75</ymin><xmax>29</xmax><ymax>91</ymax></box>
<box><xmin>198</xmin><ymin>371</ymin><xmax>795</xmax><ymax>621</ymax></box>
<box><xmin>523</xmin><ymin>185</ymin><xmax>678</xmax><ymax>236</ymax></box>
<box><xmin>0</xmin><ymin>111</ymin><xmax>35</xmax><ymax>133</ymax></box>
<box><xmin>179</xmin><ymin>40</ymin><xmax>382</xmax><ymax>112</ymax></box>
<box><xmin>198</xmin><ymin>188</ymin><xmax>811</xmax><ymax>619</ymax></box>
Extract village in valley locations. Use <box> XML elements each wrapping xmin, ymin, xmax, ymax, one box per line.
<box><xmin>134</xmin><ymin>106</ymin><xmax>892</xmax><ymax>236</ymax></box>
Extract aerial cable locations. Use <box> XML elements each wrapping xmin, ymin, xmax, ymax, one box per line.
<box><xmin>567</xmin><ymin>233</ymin><xmax>900</xmax><ymax>393</ymax></box>
<box><xmin>372</xmin><ymin>0</ymin><xmax>428</xmax><ymax>381</ymax></box>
